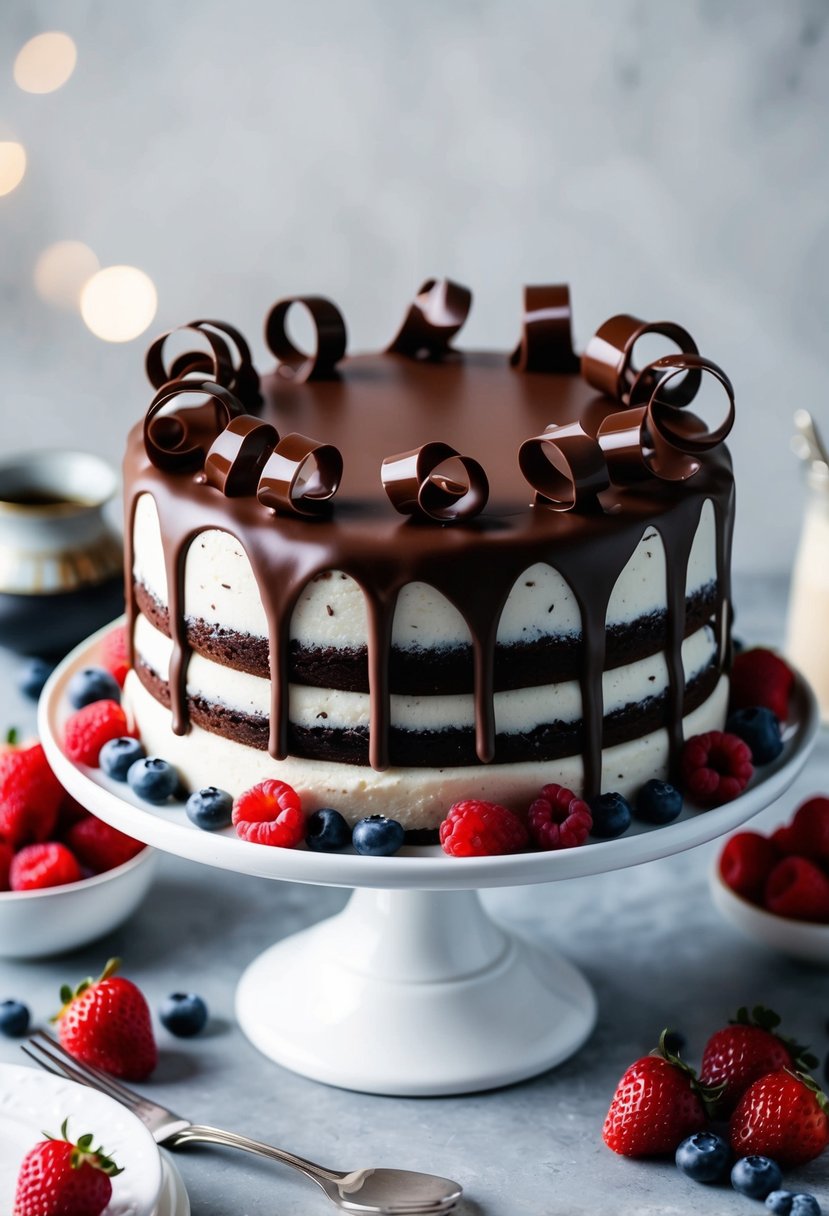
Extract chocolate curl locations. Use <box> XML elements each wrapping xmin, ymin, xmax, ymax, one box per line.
<box><xmin>382</xmin><ymin>442</ymin><xmax>489</xmax><ymax>523</ymax></box>
<box><xmin>518</xmin><ymin>421</ymin><xmax>609</xmax><ymax>512</ymax></box>
<box><xmin>264</xmin><ymin>296</ymin><xmax>347</xmax><ymax>383</ymax></box>
<box><xmin>144</xmin><ymin>380</ymin><xmax>244</xmax><ymax>473</ymax></box>
<box><xmin>204</xmin><ymin>415</ymin><xmax>279</xmax><ymax>497</ymax></box>
<box><xmin>257</xmin><ymin>433</ymin><xmax>343</xmax><ymax>517</ymax></box>
<box><xmin>188</xmin><ymin>319</ymin><xmax>263</xmax><ymax>411</ymax></box>
<box><xmin>387</xmin><ymin>279</ymin><xmax>472</xmax><ymax>360</ymax></box>
<box><xmin>510</xmin><ymin>284</ymin><xmax>580</xmax><ymax>374</ymax></box>
<box><xmin>598</xmin><ymin>353</ymin><xmax>735</xmax><ymax>483</ymax></box>
<box><xmin>146</xmin><ymin>322</ymin><xmax>261</xmax><ymax>410</ymax></box>
<box><xmin>581</xmin><ymin>314</ymin><xmax>700</xmax><ymax>405</ymax></box>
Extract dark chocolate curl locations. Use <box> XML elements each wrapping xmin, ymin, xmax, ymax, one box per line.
<box><xmin>188</xmin><ymin>319</ymin><xmax>263</xmax><ymax>412</ymax></box>
<box><xmin>581</xmin><ymin>314</ymin><xmax>700</xmax><ymax>405</ymax></box>
<box><xmin>204</xmin><ymin>415</ymin><xmax>279</xmax><ymax>497</ymax></box>
<box><xmin>519</xmin><ymin>421</ymin><xmax>609</xmax><ymax>512</ymax></box>
<box><xmin>382</xmin><ymin>442</ymin><xmax>489</xmax><ymax>522</ymax></box>
<box><xmin>143</xmin><ymin>380</ymin><xmax>244</xmax><ymax>473</ymax></box>
<box><xmin>510</xmin><ymin>284</ymin><xmax>579</xmax><ymax>374</ymax></box>
<box><xmin>146</xmin><ymin>324</ymin><xmax>233</xmax><ymax>392</ymax></box>
<box><xmin>387</xmin><ymin>279</ymin><xmax>472</xmax><ymax>360</ymax></box>
<box><xmin>257</xmin><ymin>433</ymin><xmax>343</xmax><ymax>517</ymax></box>
<box><xmin>265</xmin><ymin>296</ymin><xmax>347</xmax><ymax>383</ymax></box>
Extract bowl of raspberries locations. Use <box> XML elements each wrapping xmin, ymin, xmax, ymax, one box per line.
<box><xmin>0</xmin><ymin>732</ymin><xmax>157</xmax><ymax>959</ymax></box>
<box><xmin>711</xmin><ymin>794</ymin><xmax>829</xmax><ymax>964</ymax></box>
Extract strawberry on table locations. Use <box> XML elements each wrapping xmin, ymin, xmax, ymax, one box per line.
<box><xmin>730</xmin><ymin>1070</ymin><xmax>829</xmax><ymax>1167</ymax></box>
<box><xmin>0</xmin><ymin>743</ymin><xmax>63</xmax><ymax>847</ymax></box>
<box><xmin>54</xmin><ymin>958</ymin><xmax>157</xmax><ymax>1080</ymax></box>
<box><xmin>14</xmin><ymin>1118</ymin><xmax>121</xmax><ymax>1216</ymax></box>
<box><xmin>699</xmin><ymin>1006</ymin><xmax>817</xmax><ymax>1116</ymax></box>
<box><xmin>602</xmin><ymin>1031</ymin><xmax>717</xmax><ymax>1157</ymax></box>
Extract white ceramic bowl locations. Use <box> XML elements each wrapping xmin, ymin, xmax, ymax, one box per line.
<box><xmin>0</xmin><ymin>846</ymin><xmax>159</xmax><ymax>959</ymax></box>
<box><xmin>710</xmin><ymin>862</ymin><xmax>829</xmax><ymax>966</ymax></box>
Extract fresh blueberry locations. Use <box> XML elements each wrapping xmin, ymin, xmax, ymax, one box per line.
<box><xmin>588</xmin><ymin>792</ymin><xmax>632</xmax><ymax>839</ymax></box>
<box><xmin>16</xmin><ymin>657</ymin><xmax>54</xmax><ymax>701</ymax></box>
<box><xmin>100</xmin><ymin>736</ymin><xmax>146</xmax><ymax>782</ymax></box>
<box><xmin>766</xmin><ymin>1194</ymin><xmax>795</xmax><ymax>1216</ymax></box>
<box><xmin>67</xmin><ymin>665</ymin><xmax>121</xmax><ymax>709</ymax></box>
<box><xmin>791</xmin><ymin>1196</ymin><xmax>822</xmax><ymax>1216</ymax></box>
<box><xmin>726</xmin><ymin>706</ymin><xmax>784</xmax><ymax>765</ymax></box>
<box><xmin>352</xmin><ymin>815</ymin><xmax>405</xmax><ymax>856</ymax></box>
<box><xmin>159</xmin><ymin>993</ymin><xmax>208</xmax><ymax>1037</ymax></box>
<box><xmin>0</xmin><ymin>999</ymin><xmax>30</xmax><ymax>1037</ymax></box>
<box><xmin>731</xmin><ymin>1155</ymin><xmax>783</xmax><ymax>1200</ymax></box>
<box><xmin>186</xmin><ymin>787</ymin><xmax>233</xmax><ymax>831</ymax></box>
<box><xmin>635</xmin><ymin>779</ymin><xmax>683</xmax><ymax>824</ymax></box>
<box><xmin>127</xmin><ymin>757</ymin><xmax>179</xmax><ymax>804</ymax></box>
<box><xmin>675</xmin><ymin>1131</ymin><xmax>731</xmax><ymax>1183</ymax></box>
<box><xmin>306</xmin><ymin>808</ymin><xmax>351</xmax><ymax>852</ymax></box>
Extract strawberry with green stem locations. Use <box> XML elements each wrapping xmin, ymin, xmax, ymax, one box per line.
<box><xmin>700</xmin><ymin>1005</ymin><xmax>818</xmax><ymax>1115</ymax></box>
<box><xmin>54</xmin><ymin>957</ymin><xmax>157</xmax><ymax>1081</ymax></box>
<box><xmin>14</xmin><ymin>1117</ymin><xmax>122</xmax><ymax>1216</ymax></box>
<box><xmin>730</xmin><ymin>1069</ymin><xmax>829</xmax><ymax>1167</ymax></box>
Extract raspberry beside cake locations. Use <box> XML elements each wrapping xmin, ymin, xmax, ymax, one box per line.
<box><xmin>122</xmin><ymin>283</ymin><xmax>735</xmax><ymax>833</ymax></box>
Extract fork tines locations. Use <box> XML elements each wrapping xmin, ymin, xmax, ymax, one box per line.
<box><xmin>22</xmin><ymin>1030</ymin><xmax>144</xmax><ymax>1110</ymax></box>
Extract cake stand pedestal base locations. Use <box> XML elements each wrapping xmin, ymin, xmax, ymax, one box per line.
<box><xmin>235</xmin><ymin>887</ymin><xmax>597</xmax><ymax>1096</ymax></box>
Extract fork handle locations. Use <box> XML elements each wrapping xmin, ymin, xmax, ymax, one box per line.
<box><xmin>166</xmin><ymin>1123</ymin><xmax>342</xmax><ymax>1185</ymax></box>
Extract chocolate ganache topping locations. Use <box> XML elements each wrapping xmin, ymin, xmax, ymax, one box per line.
<box><xmin>124</xmin><ymin>281</ymin><xmax>735</xmax><ymax>795</ymax></box>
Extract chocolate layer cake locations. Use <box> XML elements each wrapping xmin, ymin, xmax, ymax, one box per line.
<box><xmin>122</xmin><ymin>282</ymin><xmax>735</xmax><ymax>832</ymax></box>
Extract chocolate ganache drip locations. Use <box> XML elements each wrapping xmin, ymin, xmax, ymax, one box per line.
<box><xmin>125</xmin><ymin>283</ymin><xmax>735</xmax><ymax>795</ymax></box>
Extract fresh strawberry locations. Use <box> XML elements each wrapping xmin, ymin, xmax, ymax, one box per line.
<box><xmin>700</xmin><ymin>1006</ymin><xmax>817</xmax><ymax>1115</ymax></box>
<box><xmin>0</xmin><ymin>744</ymin><xmax>63</xmax><ymax>847</ymax></box>
<box><xmin>63</xmin><ymin>701</ymin><xmax>132</xmax><ymax>767</ymax></box>
<box><xmin>0</xmin><ymin>841</ymin><xmax>12</xmax><ymax>891</ymax></box>
<box><xmin>65</xmin><ymin>817</ymin><xmax>144</xmax><ymax>874</ymax></box>
<box><xmin>719</xmin><ymin>831</ymin><xmax>780</xmax><ymax>903</ymax></box>
<box><xmin>439</xmin><ymin>799</ymin><xmax>529</xmax><ymax>857</ymax></box>
<box><xmin>602</xmin><ymin>1031</ymin><xmax>716</xmax><ymax>1157</ymax></box>
<box><xmin>681</xmin><ymin>731</ymin><xmax>753</xmax><ymax>807</ymax></box>
<box><xmin>232</xmin><ymin>779</ymin><xmax>305</xmax><ymax>847</ymax></box>
<box><xmin>54</xmin><ymin>958</ymin><xmax>157</xmax><ymax>1080</ymax></box>
<box><xmin>785</xmin><ymin>797</ymin><xmax>829</xmax><ymax>865</ymax></box>
<box><xmin>11</xmin><ymin>843</ymin><xmax>82</xmax><ymax>891</ymax></box>
<box><xmin>14</xmin><ymin>1117</ymin><xmax>122</xmax><ymax>1216</ymax></box>
<box><xmin>527</xmin><ymin>784</ymin><xmax>592</xmax><ymax>850</ymax></box>
<box><xmin>101</xmin><ymin>626</ymin><xmax>129</xmax><ymax>688</ymax></box>
<box><xmin>730</xmin><ymin>1069</ymin><xmax>829</xmax><ymax>1167</ymax></box>
<box><xmin>764</xmin><ymin>856</ymin><xmax>829</xmax><ymax>922</ymax></box>
<box><xmin>730</xmin><ymin>648</ymin><xmax>794</xmax><ymax>721</ymax></box>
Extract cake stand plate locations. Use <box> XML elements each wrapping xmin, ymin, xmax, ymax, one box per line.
<box><xmin>40</xmin><ymin>626</ymin><xmax>819</xmax><ymax>1095</ymax></box>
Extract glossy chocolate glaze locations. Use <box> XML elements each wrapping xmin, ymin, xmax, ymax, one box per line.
<box><xmin>124</xmin><ymin>323</ymin><xmax>734</xmax><ymax>797</ymax></box>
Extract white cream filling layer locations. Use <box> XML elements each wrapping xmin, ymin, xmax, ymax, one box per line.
<box><xmin>132</xmin><ymin>494</ymin><xmax>717</xmax><ymax>652</ymax></box>
<box><xmin>134</xmin><ymin>613</ymin><xmax>717</xmax><ymax>734</ymax></box>
<box><xmin>124</xmin><ymin>671</ymin><xmax>729</xmax><ymax>829</ymax></box>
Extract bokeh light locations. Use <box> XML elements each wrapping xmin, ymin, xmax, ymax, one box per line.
<box><xmin>0</xmin><ymin>142</ymin><xmax>26</xmax><ymax>196</ymax></box>
<box><xmin>34</xmin><ymin>241</ymin><xmax>100</xmax><ymax>310</ymax></box>
<box><xmin>14</xmin><ymin>32</ymin><xmax>77</xmax><ymax>94</ymax></box>
<box><xmin>80</xmin><ymin>266</ymin><xmax>158</xmax><ymax>343</ymax></box>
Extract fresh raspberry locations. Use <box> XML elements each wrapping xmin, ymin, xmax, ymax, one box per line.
<box><xmin>527</xmin><ymin>783</ymin><xmax>592</xmax><ymax>850</ymax></box>
<box><xmin>0</xmin><ymin>841</ymin><xmax>12</xmax><ymax>891</ymax></box>
<box><xmin>439</xmin><ymin>799</ymin><xmax>529</xmax><ymax>857</ymax></box>
<box><xmin>63</xmin><ymin>701</ymin><xmax>132</xmax><ymax>766</ymax></box>
<box><xmin>0</xmin><ymin>743</ymin><xmax>63</xmax><ymax>847</ymax></box>
<box><xmin>785</xmin><ymin>797</ymin><xmax>829</xmax><ymax>865</ymax></box>
<box><xmin>11</xmin><ymin>842</ymin><xmax>82</xmax><ymax>891</ymax></box>
<box><xmin>65</xmin><ymin>817</ymin><xmax>145</xmax><ymax>874</ymax></box>
<box><xmin>770</xmin><ymin>822</ymin><xmax>799</xmax><ymax>855</ymax></box>
<box><xmin>232</xmin><ymin>779</ymin><xmax>305</xmax><ymax>847</ymax></box>
<box><xmin>101</xmin><ymin>625</ymin><xmax>130</xmax><ymax>688</ymax></box>
<box><xmin>730</xmin><ymin>648</ymin><xmax>794</xmax><ymax>722</ymax></box>
<box><xmin>681</xmin><ymin>731</ymin><xmax>753</xmax><ymax>807</ymax></box>
<box><xmin>719</xmin><ymin>831</ymin><xmax>780</xmax><ymax>903</ymax></box>
<box><xmin>764</xmin><ymin>856</ymin><xmax>829</xmax><ymax>922</ymax></box>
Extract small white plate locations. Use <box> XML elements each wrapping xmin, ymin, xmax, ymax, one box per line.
<box><xmin>710</xmin><ymin>864</ymin><xmax>829</xmax><ymax>965</ymax></box>
<box><xmin>0</xmin><ymin>1062</ymin><xmax>163</xmax><ymax>1215</ymax></box>
<box><xmin>158</xmin><ymin>1154</ymin><xmax>190</xmax><ymax>1216</ymax></box>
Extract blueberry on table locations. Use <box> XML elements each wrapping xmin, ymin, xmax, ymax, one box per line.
<box><xmin>675</xmin><ymin>1131</ymin><xmax>731</xmax><ymax>1183</ymax></box>
<box><xmin>352</xmin><ymin>815</ymin><xmax>405</xmax><ymax>856</ymax></box>
<box><xmin>99</xmin><ymin>736</ymin><xmax>146</xmax><ymax>782</ymax></box>
<box><xmin>127</xmin><ymin>757</ymin><xmax>179</xmax><ymax>804</ymax></box>
<box><xmin>731</xmin><ymin>1155</ymin><xmax>783</xmax><ymax>1200</ymax></box>
<box><xmin>588</xmin><ymin>793</ymin><xmax>631</xmax><ymax>839</ymax></box>
<box><xmin>186</xmin><ymin>787</ymin><xmax>233</xmax><ymax>831</ymax></box>
<box><xmin>766</xmin><ymin>1195</ymin><xmax>796</xmax><ymax>1216</ymax></box>
<box><xmin>305</xmin><ymin>808</ymin><xmax>351</xmax><ymax>852</ymax></box>
<box><xmin>790</xmin><ymin>1196</ymin><xmax>823</xmax><ymax>1216</ymax></box>
<box><xmin>0</xmin><ymin>999</ymin><xmax>30</xmax><ymax>1037</ymax></box>
<box><xmin>635</xmin><ymin>780</ymin><xmax>683</xmax><ymax>824</ymax></box>
<box><xmin>726</xmin><ymin>706</ymin><xmax>784</xmax><ymax>765</ymax></box>
<box><xmin>16</xmin><ymin>657</ymin><xmax>54</xmax><ymax>701</ymax></box>
<box><xmin>67</xmin><ymin>665</ymin><xmax>121</xmax><ymax>709</ymax></box>
<box><xmin>160</xmin><ymin>993</ymin><xmax>208</xmax><ymax>1037</ymax></box>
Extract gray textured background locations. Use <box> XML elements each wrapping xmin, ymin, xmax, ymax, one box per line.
<box><xmin>1</xmin><ymin>0</ymin><xmax>828</xmax><ymax>573</ymax></box>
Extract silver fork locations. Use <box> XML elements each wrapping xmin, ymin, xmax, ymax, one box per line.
<box><xmin>23</xmin><ymin>1033</ymin><xmax>462</xmax><ymax>1215</ymax></box>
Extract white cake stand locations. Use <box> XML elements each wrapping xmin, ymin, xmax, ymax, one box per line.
<box><xmin>40</xmin><ymin>629</ymin><xmax>819</xmax><ymax>1097</ymax></box>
